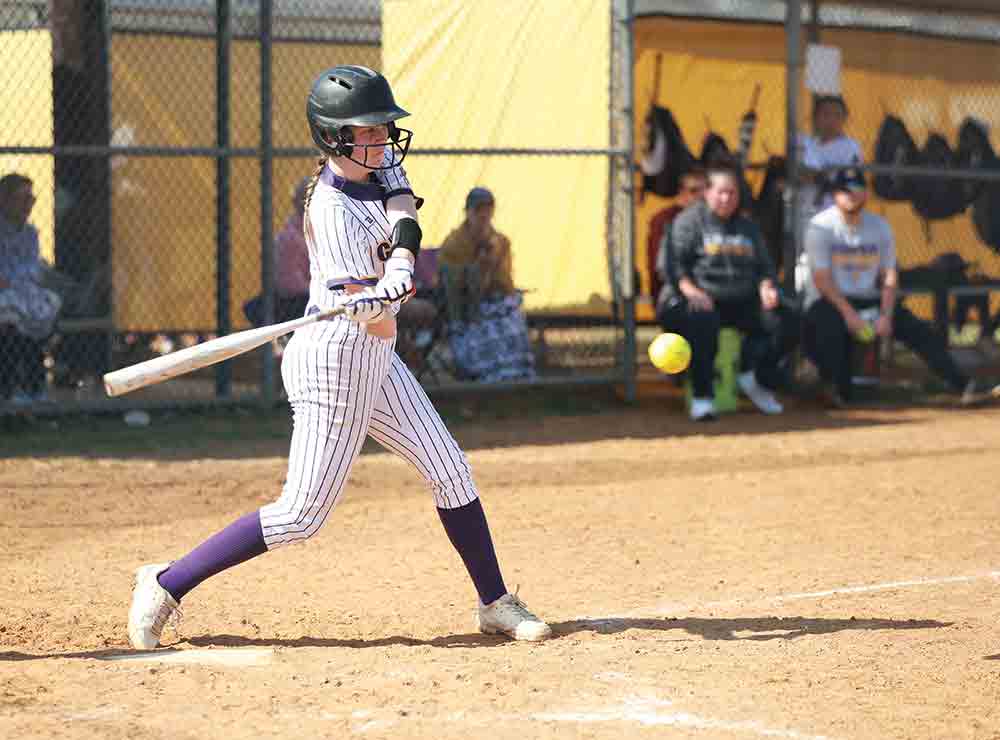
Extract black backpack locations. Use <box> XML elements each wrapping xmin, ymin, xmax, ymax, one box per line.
<box><xmin>873</xmin><ymin>114</ymin><xmax>918</xmax><ymax>201</ymax></box>
<box><xmin>699</xmin><ymin>135</ymin><xmax>756</xmax><ymax>214</ymax></box>
<box><xmin>699</xmin><ymin>131</ymin><xmax>731</xmax><ymax>167</ymax></box>
<box><xmin>752</xmin><ymin>155</ymin><xmax>787</xmax><ymax>273</ymax></box>
<box><xmin>639</xmin><ymin>106</ymin><xmax>696</xmax><ymax>200</ymax></box>
<box><xmin>911</xmin><ymin>133</ymin><xmax>968</xmax><ymax>221</ymax></box>
<box><xmin>956</xmin><ymin>117</ymin><xmax>994</xmax><ymax>206</ymax></box>
<box><xmin>972</xmin><ymin>151</ymin><xmax>1000</xmax><ymax>254</ymax></box>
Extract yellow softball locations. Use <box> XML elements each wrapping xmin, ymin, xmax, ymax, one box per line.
<box><xmin>648</xmin><ymin>332</ymin><xmax>691</xmax><ymax>374</ymax></box>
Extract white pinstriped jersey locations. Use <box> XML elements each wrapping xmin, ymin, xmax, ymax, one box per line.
<box><xmin>259</xmin><ymin>148</ymin><xmax>480</xmax><ymax>548</ymax></box>
<box><xmin>304</xmin><ymin>149</ymin><xmax>414</xmax><ymax>311</ymax></box>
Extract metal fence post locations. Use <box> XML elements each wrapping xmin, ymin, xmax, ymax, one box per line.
<box><xmin>620</xmin><ymin>0</ymin><xmax>637</xmax><ymax>403</ymax></box>
<box><xmin>783</xmin><ymin>0</ymin><xmax>803</xmax><ymax>297</ymax></box>
<box><xmin>215</xmin><ymin>0</ymin><xmax>232</xmax><ymax>398</ymax></box>
<box><xmin>260</xmin><ymin>0</ymin><xmax>275</xmax><ymax>404</ymax></box>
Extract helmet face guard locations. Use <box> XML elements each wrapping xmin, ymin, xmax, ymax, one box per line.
<box><xmin>317</xmin><ymin>120</ymin><xmax>413</xmax><ymax>170</ymax></box>
<box><xmin>307</xmin><ymin>66</ymin><xmax>413</xmax><ymax>170</ymax></box>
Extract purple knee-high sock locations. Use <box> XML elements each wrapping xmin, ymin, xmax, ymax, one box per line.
<box><xmin>157</xmin><ymin>510</ymin><xmax>267</xmax><ymax>602</ymax></box>
<box><xmin>436</xmin><ymin>498</ymin><xmax>507</xmax><ymax>605</ymax></box>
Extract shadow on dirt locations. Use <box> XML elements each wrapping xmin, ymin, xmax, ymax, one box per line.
<box><xmin>552</xmin><ymin>615</ymin><xmax>953</xmax><ymax>641</ymax></box>
<box><xmin>0</xmin><ymin>614</ymin><xmax>953</xmax><ymax>661</ymax></box>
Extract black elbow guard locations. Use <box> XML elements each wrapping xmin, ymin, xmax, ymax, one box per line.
<box><xmin>390</xmin><ymin>217</ymin><xmax>422</xmax><ymax>259</ymax></box>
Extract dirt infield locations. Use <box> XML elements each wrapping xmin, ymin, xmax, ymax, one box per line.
<box><xmin>2</xmin><ymin>402</ymin><xmax>1000</xmax><ymax>739</ymax></box>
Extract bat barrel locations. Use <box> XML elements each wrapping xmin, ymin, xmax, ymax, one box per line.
<box><xmin>102</xmin><ymin>306</ymin><xmax>343</xmax><ymax>397</ymax></box>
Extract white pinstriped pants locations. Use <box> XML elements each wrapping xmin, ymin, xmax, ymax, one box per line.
<box><xmin>260</xmin><ymin>318</ymin><xmax>479</xmax><ymax>549</ymax></box>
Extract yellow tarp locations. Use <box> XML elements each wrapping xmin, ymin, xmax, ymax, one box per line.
<box><xmin>16</xmin><ymin>13</ymin><xmax>999</xmax><ymax>331</ymax></box>
<box><xmin>382</xmin><ymin>0</ymin><xmax>612</xmax><ymax>312</ymax></box>
<box><xmin>110</xmin><ymin>36</ymin><xmax>378</xmax><ymax>331</ymax></box>
<box><xmin>634</xmin><ymin>17</ymin><xmax>1000</xmax><ymax>318</ymax></box>
<box><xmin>0</xmin><ymin>30</ymin><xmax>55</xmax><ymax>264</ymax></box>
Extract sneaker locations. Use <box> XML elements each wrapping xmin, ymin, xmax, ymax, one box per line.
<box><xmin>737</xmin><ymin>371</ymin><xmax>783</xmax><ymax>415</ymax></box>
<box><xmin>689</xmin><ymin>397</ymin><xmax>717</xmax><ymax>422</ymax></box>
<box><xmin>795</xmin><ymin>356</ymin><xmax>821</xmax><ymax>385</ymax></box>
<box><xmin>128</xmin><ymin>563</ymin><xmax>180</xmax><ymax>650</ymax></box>
<box><xmin>818</xmin><ymin>383</ymin><xmax>847</xmax><ymax>409</ymax></box>
<box><xmin>959</xmin><ymin>379</ymin><xmax>1000</xmax><ymax>407</ymax></box>
<box><xmin>478</xmin><ymin>590</ymin><xmax>552</xmax><ymax>641</ymax></box>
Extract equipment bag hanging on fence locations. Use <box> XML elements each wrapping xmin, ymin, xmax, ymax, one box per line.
<box><xmin>956</xmin><ymin>117</ymin><xmax>994</xmax><ymax>206</ymax></box>
<box><xmin>753</xmin><ymin>156</ymin><xmax>787</xmax><ymax>274</ymax></box>
<box><xmin>873</xmin><ymin>114</ymin><xmax>918</xmax><ymax>201</ymax></box>
<box><xmin>911</xmin><ymin>133</ymin><xmax>968</xmax><ymax>222</ymax></box>
<box><xmin>972</xmin><ymin>152</ymin><xmax>1000</xmax><ymax>254</ymax></box>
<box><xmin>639</xmin><ymin>106</ymin><xmax>696</xmax><ymax>200</ymax></box>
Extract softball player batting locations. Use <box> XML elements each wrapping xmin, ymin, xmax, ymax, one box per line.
<box><xmin>127</xmin><ymin>65</ymin><xmax>551</xmax><ymax>648</ymax></box>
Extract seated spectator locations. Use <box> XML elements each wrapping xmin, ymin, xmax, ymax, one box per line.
<box><xmin>649</xmin><ymin>167</ymin><xmax>706</xmax><ymax>304</ymax></box>
<box><xmin>795</xmin><ymin>94</ymin><xmax>863</xmax><ymax>292</ymax></box>
<box><xmin>438</xmin><ymin>187</ymin><xmax>535</xmax><ymax>382</ymax></box>
<box><xmin>0</xmin><ymin>173</ymin><xmax>60</xmax><ymax>403</ymax></box>
<box><xmin>802</xmin><ymin>168</ymin><xmax>995</xmax><ymax>407</ymax></box>
<box><xmin>658</xmin><ymin>163</ymin><xmax>795</xmax><ymax>421</ymax></box>
<box><xmin>244</xmin><ymin>177</ymin><xmax>311</xmax><ymax>327</ymax></box>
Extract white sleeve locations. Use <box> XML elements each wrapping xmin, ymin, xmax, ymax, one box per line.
<box><xmin>880</xmin><ymin>221</ymin><xmax>896</xmax><ymax>271</ymax></box>
<box><xmin>800</xmin><ymin>136</ymin><xmax>822</xmax><ymax>170</ymax></box>
<box><xmin>805</xmin><ymin>220</ymin><xmax>833</xmax><ymax>271</ymax></box>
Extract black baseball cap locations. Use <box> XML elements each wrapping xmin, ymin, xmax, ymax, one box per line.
<box><xmin>465</xmin><ymin>186</ymin><xmax>495</xmax><ymax>210</ymax></box>
<box><xmin>830</xmin><ymin>167</ymin><xmax>867</xmax><ymax>193</ymax></box>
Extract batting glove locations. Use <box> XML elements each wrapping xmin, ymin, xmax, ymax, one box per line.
<box><xmin>374</xmin><ymin>255</ymin><xmax>415</xmax><ymax>304</ymax></box>
<box><xmin>340</xmin><ymin>289</ymin><xmax>387</xmax><ymax>324</ymax></box>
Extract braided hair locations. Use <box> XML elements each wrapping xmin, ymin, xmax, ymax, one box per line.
<box><xmin>301</xmin><ymin>156</ymin><xmax>327</xmax><ymax>237</ymax></box>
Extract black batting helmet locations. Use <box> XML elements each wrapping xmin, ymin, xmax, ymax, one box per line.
<box><xmin>306</xmin><ymin>65</ymin><xmax>412</xmax><ymax>170</ymax></box>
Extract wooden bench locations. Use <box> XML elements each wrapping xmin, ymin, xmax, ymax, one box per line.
<box><xmin>49</xmin><ymin>316</ymin><xmax>117</xmax><ymax>384</ymax></box>
<box><xmin>526</xmin><ymin>308</ymin><xmax>660</xmax><ymax>372</ymax></box>
<box><xmin>55</xmin><ymin>316</ymin><xmax>115</xmax><ymax>333</ymax></box>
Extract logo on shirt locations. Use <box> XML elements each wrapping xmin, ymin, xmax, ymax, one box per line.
<box><xmin>831</xmin><ymin>243</ymin><xmax>880</xmax><ymax>284</ymax></box>
<box><xmin>702</xmin><ymin>232</ymin><xmax>754</xmax><ymax>258</ymax></box>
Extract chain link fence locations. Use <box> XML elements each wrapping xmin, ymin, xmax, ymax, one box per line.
<box><xmin>11</xmin><ymin>2</ymin><xmax>997</xmax><ymax>417</ymax></box>
<box><xmin>791</xmin><ymin>5</ymin><xmax>1000</xmax><ymax>345</ymax></box>
<box><xmin>632</xmin><ymin>1</ymin><xmax>1000</xmax><ymax>360</ymax></box>
<box><xmin>1</xmin><ymin>0</ymin><xmax>634</xmax><ymax>415</ymax></box>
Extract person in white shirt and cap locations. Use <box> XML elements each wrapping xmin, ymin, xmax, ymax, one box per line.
<box><xmin>795</xmin><ymin>95</ymin><xmax>864</xmax><ymax>293</ymax></box>
<box><xmin>802</xmin><ymin>167</ymin><xmax>996</xmax><ymax>407</ymax></box>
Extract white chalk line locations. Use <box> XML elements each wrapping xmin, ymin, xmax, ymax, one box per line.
<box><xmin>533</xmin><ymin>694</ymin><xmax>834</xmax><ymax>739</ymax></box>
<box><xmin>98</xmin><ymin>647</ymin><xmax>273</xmax><ymax>666</ymax></box>
<box><xmin>612</xmin><ymin>569</ymin><xmax>1000</xmax><ymax>619</ymax></box>
<box><xmin>314</xmin><ymin>694</ymin><xmax>833</xmax><ymax>739</ymax></box>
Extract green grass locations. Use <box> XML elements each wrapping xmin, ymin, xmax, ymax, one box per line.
<box><xmin>0</xmin><ymin>387</ymin><xmax>623</xmax><ymax>459</ymax></box>
<box><xmin>1</xmin><ymin>406</ymin><xmax>295</xmax><ymax>458</ymax></box>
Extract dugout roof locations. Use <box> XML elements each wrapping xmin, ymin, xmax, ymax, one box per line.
<box><xmin>634</xmin><ymin>0</ymin><xmax>1000</xmax><ymax>18</ymax></box>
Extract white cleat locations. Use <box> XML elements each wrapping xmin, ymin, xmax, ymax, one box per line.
<box><xmin>128</xmin><ymin>563</ymin><xmax>180</xmax><ymax>650</ymax></box>
<box><xmin>959</xmin><ymin>379</ymin><xmax>1000</xmax><ymax>407</ymax></box>
<box><xmin>478</xmin><ymin>591</ymin><xmax>552</xmax><ymax>642</ymax></box>
<box><xmin>737</xmin><ymin>371</ymin><xmax>783</xmax><ymax>415</ymax></box>
<box><xmin>689</xmin><ymin>397</ymin><xmax>717</xmax><ymax>422</ymax></box>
